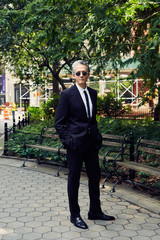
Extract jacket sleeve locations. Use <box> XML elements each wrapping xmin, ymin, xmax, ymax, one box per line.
<box><xmin>54</xmin><ymin>91</ymin><xmax>70</xmax><ymax>147</ymax></box>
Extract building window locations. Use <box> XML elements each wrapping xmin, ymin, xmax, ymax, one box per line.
<box><xmin>14</xmin><ymin>84</ymin><xmax>30</xmax><ymax>107</ymax></box>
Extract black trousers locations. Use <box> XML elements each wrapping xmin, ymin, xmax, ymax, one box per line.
<box><xmin>67</xmin><ymin>136</ymin><xmax>101</xmax><ymax>217</ymax></box>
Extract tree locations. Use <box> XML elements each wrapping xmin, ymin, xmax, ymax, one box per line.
<box><xmin>124</xmin><ymin>0</ymin><xmax>160</xmax><ymax>120</ymax></box>
<box><xmin>0</xmin><ymin>0</ymin><xmax>92</xmax><ymax>93</ymax></box>
<box><xmin>83</xmin><ymin>0</ymin><xmax>131</xmax><ymax>74</ymax></box>
<box><xmin>85</xmin><ymin>0</ymin><xmax>160</xmax><ymax>119</ymax></box>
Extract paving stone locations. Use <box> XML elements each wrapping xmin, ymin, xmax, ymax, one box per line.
<box><xmin>62</xmin><ymin>231</ymin><xmax>81</xmax><ymax>239</ymax></box>
<box><xmin>114</xmin><ymin>219</ymin><xmax>129</xmax><ymax>225</ymax></box>
<box><xmin>18</xmin><ymin>216</ymin><xmax>34</xmax><ymax>223</ymax></box>
<box><xmin>34</xmin><ymin>226</ymin><xmax>51</xmax><ymax>233</ymax></box>
<box><xmin>129</xmin><ymin>218</ymin><xmax>146</xmax><ymax>224</ymax></box>
<box><xmin>151</xmin><ymin>236</ymin><xmax>160</xmax><ymax>240</ymax></box>
<box><xmin>137</xmin><ymin>229</ymin><xmax>156</xmax><ymax>237</ymax></box>
<box><xmin>15</xmin><ymin>226</ymin><xmax>33</xmax><ymax>234</ymax></box>
<box><xmin>94</xmin><ymin>237</ymin><xmax>111</xmax><ymax>240</ymax></box>
<box><xmin>112</xmin><ymin>237</ymin><xmax>131</xmax><ymax>240</ymax></box>
<box><xmin>7</xmin><ymin>221</ymin><xmax>24</xmax><ymax>229</ymax></box>
<box><xmin>51</xmin><ymin>225</ymin><xmax>70</xmax><ymax>233</ymax></box>
<box><xmin>0</xmin><ymin>160</ymin><xmax>160</xmax><ymax>240</ymax></box>
<box><xmin>25</xmin><ymin>221</ymin><xmax>42</xmax><ymax>228</ymax></box>
<box><xmin>0</xmin><ymin>216</ymin><xmax>16</xmax><ymax>223</ymax></box>
<box><xmin>118</xmin><ymin>213</ymin><xmax>134</xmax><ymax>219</ymax></box>
<box><xmin>146</xmin><ymin>217</ymin><xmax>160</xmax><ymax>224</ymax></box>
<box><xmin>2</xmin><ymin>233</ymin><xmax>23</xmax><ymax>240</ymax></box>
<box><xmin>107</xmin><ymin>224</ymin><xmax>124</xmax><ymax>231</ymax></box>
<box><xmin>124</xmin><ymin>223</ymin><xmax>142</xmax><ymax>230</ymax></box>
<box><xmin>22</xmin><ymin>232</ymin><xmax>42</xmax><ymax>240</ymax></box>
<box><xmin>118</xmin><ymin>229</ymin><xmax>137</xmax><ymax>237</ymax></box>
<box><xmin>100</xmin><ymin>229</ymin><xmax>119</xmax><ymax>238</ymax></box>
<box><xmin>132</xmin><ymin>236</ymin><xmax>151</xmax><ymax>240</ymax></box>
<box><xmin>141</xmin><ymin>223</ymin><xmax>159</xmax><ymax>230</ymax></box>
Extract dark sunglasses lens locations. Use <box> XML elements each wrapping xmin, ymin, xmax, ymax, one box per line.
<box><xmin>76</xmin><ymin>72</ymin><xmax>80</xmax><ymax>76</ymax></box>
<box><xmin>82</xmin><ymin>71</ymin><xmax>87</xmax><ymax>76</ymax></box>
<box><xmin>76</xmin><ymin>71</ymin><xmax>87</xmax><ymax>76</ymax></box>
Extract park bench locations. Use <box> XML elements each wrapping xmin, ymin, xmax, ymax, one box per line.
<box><xmin>102</xmin><ymin>134</ymin><xmax>160</xmax><ymax>192</ymax></box>
<box><xmin>22</xmin><ymin>128</ymin><xmax>160</xmax><ymax>193</ymax></box>
<box><xmin>22</xmin><ymin>128</ymin><xmax>127</xmax><ymax>179</ymax></box>
<box><xmin>22</xmin><ymin>127</ymin><xmax>67</xmax><ymax>176</ymax></box>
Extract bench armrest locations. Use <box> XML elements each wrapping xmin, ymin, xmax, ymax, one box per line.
<box><xmin>134</xmin><ymin>136</ymin><xmax>143</xmax><ymax>162</ymax></box>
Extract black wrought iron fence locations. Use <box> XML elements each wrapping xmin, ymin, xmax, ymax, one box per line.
<box><xmin>3</xmin><ymin>113</ymin><xmax>30</xmax><ymax>155</ymax></box>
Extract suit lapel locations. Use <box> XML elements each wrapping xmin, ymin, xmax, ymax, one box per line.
<box><xmin>71</xmin><ymin>85</ymin><xmax>88</xmax><ymax>118</ymax></box>
<box><xmin>88</xmin><ymin>87</ymin><xmax>96</xmax><ymax>116</ymax></box>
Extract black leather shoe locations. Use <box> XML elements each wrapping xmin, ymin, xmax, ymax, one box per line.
<box><xmin>70</xmin><ymin>216</ymin><xmax>88</xmax><ymax>229</ymax></box>
<box><xmin>88</xmin><ymin>212</ymin><xmax>115</xmax><ymax>221</ymax></box>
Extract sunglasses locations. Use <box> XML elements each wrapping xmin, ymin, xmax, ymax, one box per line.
<box><xmin>75</xmin><ymin>71</ymin><xmax>88</xmax><ymax>76</ymax></box>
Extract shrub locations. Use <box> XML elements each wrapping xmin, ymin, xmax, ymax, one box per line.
<box><xmin>97</xmin><ymin>95</ymin><xmax>104</xmax><ymax>114</ymax></box>
<box><xmin>40</xmin><ymin>93</ymin><xmax>60</xmax><ymax>119</ymax></box>
<box><xmin>97</xmin><ymin>93</ymin><xmax>126</xmax><ymax>118</ymax></box>
<box><xmin>103</xmin><ymin>93</ymin><xmax>126</xmax><ymax>118</ymax></box>
<box><xmin>27</xmin><ymin>106</ymin><xmax>42</xmax><ymax>122</ymax></box>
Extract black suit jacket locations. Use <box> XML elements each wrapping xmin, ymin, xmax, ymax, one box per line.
<box><xmin>54</xmin><ymin>85</ymin><xmax>102</xmax><ymax>150</ymax></box>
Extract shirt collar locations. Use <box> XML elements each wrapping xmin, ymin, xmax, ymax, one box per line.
<box><xmin>76</xmin><ymin>83</ymin><xmax>88</xmax><ymax>93</ymax></box>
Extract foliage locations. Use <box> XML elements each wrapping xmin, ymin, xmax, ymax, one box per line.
<box><xmin>85</xmin><ymin>0</ymin><xmax>160</xmax><ymax>116</ymax></box>
<box><xmin>97</xmin><ymin>93</ymin><xmax>128</xmax><ymax>118</ymax></box>
<box><xmin>98</xmin><ymin>116</ymin><xmax>160</xmax><ymax>141</ymax></box>
<box><xmin>103</xmin><ymin>93</ymin><xmax>126</xmax><ymax>118</ymax></box>
<box><xmin>84</xmin><ymin>0</ymin><xmax>132</xmax><ymax>73</ymax></box>
<box><xmin>0</xmin><ymin>0</ymin><xmax>93</xmax><ymax>93</ymax></box>
<box><xmin>5</xmin><ymin>120</ymin><xmax>60</xmax><ymax>162</ymax></box>
<box><xmin>0</xmin><ymin>0</ymin><xmax>160</xmax><ymax>113</ymax></box>
<box><xmin>97</xmin><ymin>95</ymin><xmax>104</xmax><ymax>114</ymax></box>
<box><xmin>40</xmin><ymin>93</ymin><xmax>60</xmax><ymax>118</ymax></box>
<box><xmin>138</xmin><ymin>171</ymin><xmax>149</xmax><ymax>182</ymax></box>
<box><xmin>27</xmin><ymin>106</ymin><xmax>42</xmax><ymax>122</ymax></box>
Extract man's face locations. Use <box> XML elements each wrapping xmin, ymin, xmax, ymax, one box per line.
<box><xmin>73</xmin><ymin>64</ymin><xmax>90</xmax><ymax>89</ymax></box>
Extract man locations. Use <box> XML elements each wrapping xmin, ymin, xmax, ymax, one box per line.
<box><xmin>55</xmin><ymin>60</ymin><xmax>115</xmax><ymax>229</ymax></box>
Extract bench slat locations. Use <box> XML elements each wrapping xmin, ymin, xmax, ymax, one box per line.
<box><xmin>25</xmin><ymin>144</ymin><xmax>67</xmax><ymax>154</ymax></box>
<box><xmin>43</xmin><ymin>128</ymin><xmax>56</xmax><ymax>132</ymax></box>
<box><xmin>102</xmin><ymin>141</ymin><xmax>121</xmax><ymax>147</ymax></box>
<box><xmin>102</xmin><ymin>134</ymin><xmax>123</xmax><ymax>140</ymax></box>
<box><xmin>138</xmin><ymin>146</ymin><xmax>160</xmax><ymax>155</ymax></box>
<box><xmin>117</xmin><ymin>161</ymin><xmax>160</xmax><ymax>178</ymax></box>
<box><xmin>42</xmin><ymin>134</ymin><xmax>59</xmax><ymax>138</ymax></box>
<box><xmin>141</xmin><ymin>139</ymin><xmax>160</xmax><ymax>147</ymax></box>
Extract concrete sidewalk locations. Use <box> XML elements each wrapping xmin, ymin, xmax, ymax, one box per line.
<box><xmin>0</xmin><ymin>156</ymin><xmax>160</xmax><ymax>240</ymax></box>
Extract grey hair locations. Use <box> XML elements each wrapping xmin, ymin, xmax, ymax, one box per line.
<box><xmin>72</xmin><ymin>60</ymin><xmax>90</xmax><ymax>74</ymax></box>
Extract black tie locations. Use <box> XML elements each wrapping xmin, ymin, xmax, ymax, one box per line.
<box><xmin>84</xmin><ymin>90</ymin><xmax>91</xmax><ymax>119</ymax></box>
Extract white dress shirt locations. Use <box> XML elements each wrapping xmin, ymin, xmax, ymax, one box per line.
<box><xmin>76</xmin><ymin>83</ymin><xmax>93</xmax><ymax>118</ymax></box>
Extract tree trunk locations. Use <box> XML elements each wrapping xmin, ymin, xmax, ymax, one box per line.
<box><xmin>52</xmin><ymin>79</ymin><xmax>60</xmax><ymax>95</ymax></box>
<box><xmin>52</xmin><ymin>76</ymin><xmax>66</xmax><ymax>95</ymax></box>
<box><xmin>51</xmin><ymin>62</ymin><xmax>66</xmax><ymax>94</ymax></box>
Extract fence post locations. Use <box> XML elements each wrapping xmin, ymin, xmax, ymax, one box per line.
<box><xmin>22</xmin><ymin>115</ymin><xmax>25</xmax><ymax>127</ymax></box>
<box><xmin>28</xmin><ymin>113</ymin><xmax>30</xmax><ymax>125</ymax></box>
<box><xmin>130</xmin><ymin>132</ymin><xmax>134</xmax><ymax>162</ymax></box>
<box><xmin>129</xmin><ymin>131</ymin><xmax>135</xmax><ymax>180</ymax></box>
<box><xmin>25</xmin><ymin>113</ymin><xmax>27</xmax><ymax>126</ymax></box>
<box><xmin>3</xmin><ymin>123</ymin><xmax>8</xmax><ymax>155</ymax></box>
<box><xmin>13</xmin><ymin>118</ymin><xmax>16</xmax><ymax>133</ymax></box>
<box><xmin>18</xmin><ymin>116</ymin><xmax>21</xmax><ymax>129</ymax></box>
